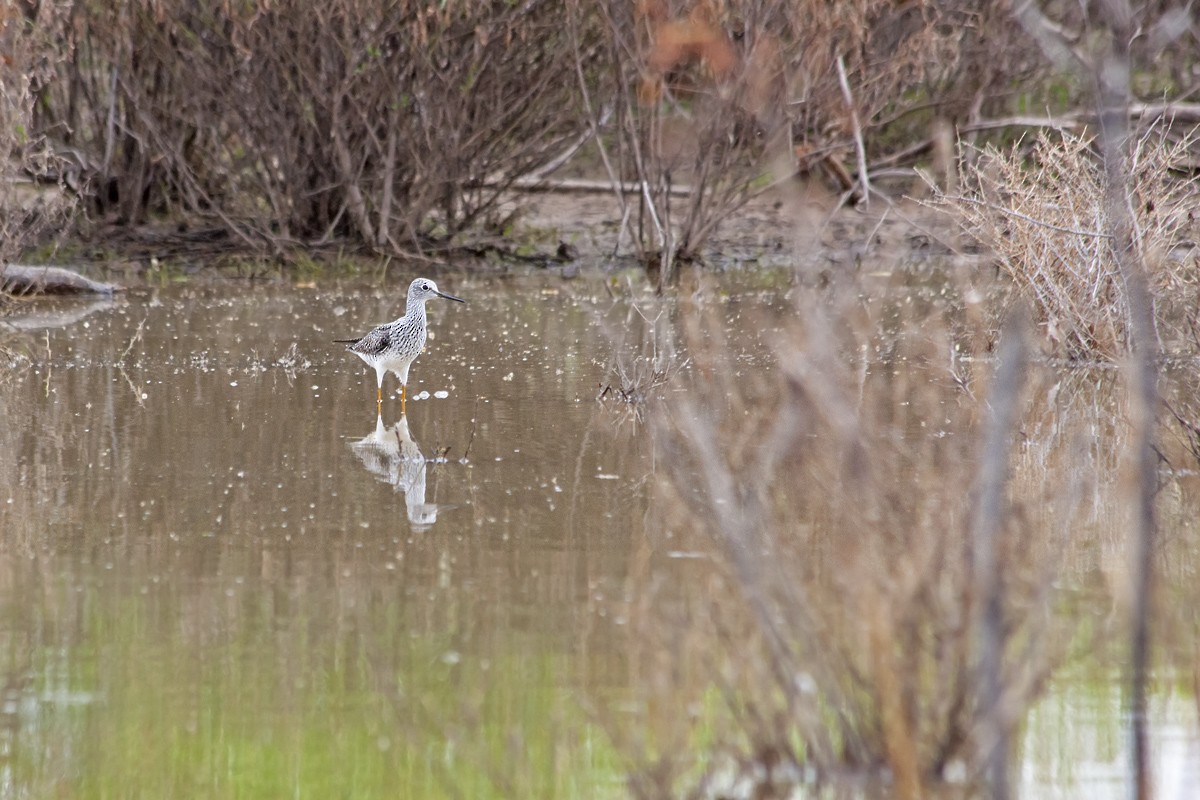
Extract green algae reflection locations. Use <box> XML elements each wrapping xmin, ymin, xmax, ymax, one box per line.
<box><xmin>2</xmin><ymin>587</ymin><xmax>624</xmax><ymax>799</ymax></box>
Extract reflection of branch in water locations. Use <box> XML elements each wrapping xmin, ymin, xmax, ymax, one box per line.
<box><xmin>42</xmin><ymin>332</ymin><xmax>51</xmax><ymax>397</ymax></box>
<box><xmin>114</xmin><ymin>317</ymin><xmax>150</xmax><ymax>409</ymax></box>
<box><xmin>350</xmin><ymin>413</ymin><xmax>439</xmax><ymax>530</ymax></box>
<box><xmin>119</xmin><ymin>318</ymin><xmax>147</xmax><ymax>362</ymax></box>
<box><xmin>596</xmin><ymin>299</ymin><xmax>688</xmax><ymax>418</ymax></box>
<box><xmin>460</xmin><ymin>399</ymin><xmax>479</xmax><ymax>462</ymax></box>
<box><xmin>117</xmin><ymin>365</ymin><xmax>147</xmax><ymax>409</ymax></box>
<box><xmin>273</xmin><ymin>342</ymin><xmax>311</xmax><ymax>387</ymax></box>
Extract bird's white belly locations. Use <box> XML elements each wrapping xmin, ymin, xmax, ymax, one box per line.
<box><xmin>380</xmin><ymin>353</ymin><xmax>418</xmax><ymax>384</ymax></box>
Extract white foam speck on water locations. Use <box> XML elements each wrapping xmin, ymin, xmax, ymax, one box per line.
<box><xmin>414</xmin><ymin>390</ymin><xmax>430</xmax><ymax>401</ymax></box>
<box><xmin>434</xmin><ymin>390</ymin><xmax>449</xmax><ymax>399</ymax></box>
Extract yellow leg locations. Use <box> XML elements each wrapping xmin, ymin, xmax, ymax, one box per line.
<box><xmin>376</xmin><ymin>386</ymin><xmax>383</xmax><ymax>404</ymax></box>
<box><xmin>400</xmin><ymin>384</ymin><xmax>408</xmax><ymax>415</ymax></box>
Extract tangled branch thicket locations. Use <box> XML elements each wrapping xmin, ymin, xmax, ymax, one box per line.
<box><xmin>0</xmin><ymin>2</ymin><xmax>73</xmax><ymax>271</ymax></box>
<box><xmin>32</xmin><ymin>0</ymin><xmax>592</xmax><ymax>253</ymax></box>
<box><xmin>10</xmin><ymin>0</ymin><xmax>1199</xmax><ymax>277</ymax></box>
<box><xmin>14</xmin><ymin>0</ymin><xmax>1053</xmax><ymax>264</ymax></box>
<box><xmin>948</xmin><ymin>126</ymin><xmax>1200</xmax><ymax>360</ymax></box>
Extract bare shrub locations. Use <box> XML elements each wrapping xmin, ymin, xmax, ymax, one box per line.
<box><xmin>0</xmin><ymin>2</ymin><xmax>74</xmax><ymax>274</ymax></box>
<box><xmin>572</xmin><ymin>1</ymin><xmax>1044</xmax><ymax>283</ymax></box>
<box><xmin>943</xmin><ymin>125</ymin><xmax>1200</xmax><ymax>360</ymax></box>
<box><xmin>615</xmin><ymin>291</ymin><xmax>1075</xmax><ymax>797</ymax></box>
<box><xmin>31</xmin><ymin>0</ymin><xmax>591</xmax><ymax>254</ymax></box>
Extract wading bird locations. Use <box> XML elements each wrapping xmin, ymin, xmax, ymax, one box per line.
<box><xmin>337</xmin><ymin>278</ymin><xmax>465</xmax><ymax>413</ymax></box>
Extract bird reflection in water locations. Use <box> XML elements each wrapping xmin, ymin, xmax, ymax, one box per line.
<box><xmin>350</xmin><ymin>413</ymin><xmax>439</xmax><ymax>530</ymax></box>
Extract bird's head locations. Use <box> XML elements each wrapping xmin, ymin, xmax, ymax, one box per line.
<box><xmin>409</xmin><ymin>278</ymin><xmax>465</xmax><ymax>304</ymax></box>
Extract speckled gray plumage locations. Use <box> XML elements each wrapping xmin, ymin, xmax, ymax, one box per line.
<box><xmin>345</xmin><ymin>311</ymin><xmax>428</xmax><ymax>361</ymax></box>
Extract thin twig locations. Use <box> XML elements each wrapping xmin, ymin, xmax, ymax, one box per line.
<box><xmin>946</xmin><ymin>194</ymin><xmax>1113</xmax><ymax>238</ymax></box>
<box><xmin>102</xmin><ymin>66</ymin><xmax>118</xmax><ymax>173</ymax></box>
<box><xmin>836</xmin><ymin>54</ymin><xmax>871</xmax><ymax>208</ymax></box>
<box><xmin>377</xmin><ymin>103</ymin><xmax>398</xmax><ymax>248</ymax></box>
<box><xmin>331</xmin><ymin>100</ymin><xmax>377</xmax><ymax>244</ymax></box>
<box><xmin>567</xmin><ymin>1</ymin><xmax>628</xmax><ymax>232</ymax></box>
<box><xmin>523</xmin><ymin>109</ymin><xmax>607</xmax><ymax>181</ymax></box>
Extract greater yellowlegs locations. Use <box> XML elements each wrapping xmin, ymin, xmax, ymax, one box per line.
<box><xmin>336</xmin><ymin>278</ymin><xmax>465</xmax><ymax>412</ymax></box>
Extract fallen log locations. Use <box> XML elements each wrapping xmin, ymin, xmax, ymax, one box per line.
<box><xmin>1</xmin><ymin>264</ymin><xmax>121</xmax><ymax>296</ymax></box>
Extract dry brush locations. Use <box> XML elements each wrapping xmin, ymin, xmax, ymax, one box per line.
<box><xmin>0</xmin><ymin>2</ymin><xmax>74</xmax><ymax>273</ymax></box>
<box><xmin>12</xmin><ymin>0</ymin><xmax>1061</xmax><ymax>267</ymax></box>
<box><xmin>30</xmin><ymin>0</ymin><xmax>593</xmax><ymax>254</ymax></box>
<box><xmin>610</xmin><ymin>287</ymin><xmax>1080</xmax><ymax>798</ymax></box>
<box><xmin>580</xmin><ymin>0</ymin><xmax>1040</xmax><ymax>282</ymax></box>
<box><xmin>945</xmin><ymin>125</ymin><xmax>1200</xmax><ymax>360</ymax></box>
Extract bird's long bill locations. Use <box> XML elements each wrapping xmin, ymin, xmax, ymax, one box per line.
<box><xmin>436</xmin><ymin>289</ymin><xmax>466</xmax><ymax>303</ymax></box>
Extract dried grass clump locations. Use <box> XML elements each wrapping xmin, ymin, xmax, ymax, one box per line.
<box><xmin>947</xmin><ymin>126</ymin><xmax>1200</xmax><ymax>360</ymax></box>
<box><xmin>619</xmin><ymin>295</ymin><xmax>1075</xmax><ymax>798</ymax></box>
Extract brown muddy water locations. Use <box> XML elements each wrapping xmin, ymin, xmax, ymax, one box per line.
<box><xmin>0</xmin><ymin>272</ymin><xmax>1197</xmax><ymax>798</ymax></box>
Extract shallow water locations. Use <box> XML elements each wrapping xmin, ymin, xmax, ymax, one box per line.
<box><xmin>1</xmin><ymin>273</ymin><xmax>1197</xmax><ymax>798</ymax></box>
<box><xmin>1</xmin><ymin>276</ymin><xmax>658</xmax><ymax>798</ymax></box>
